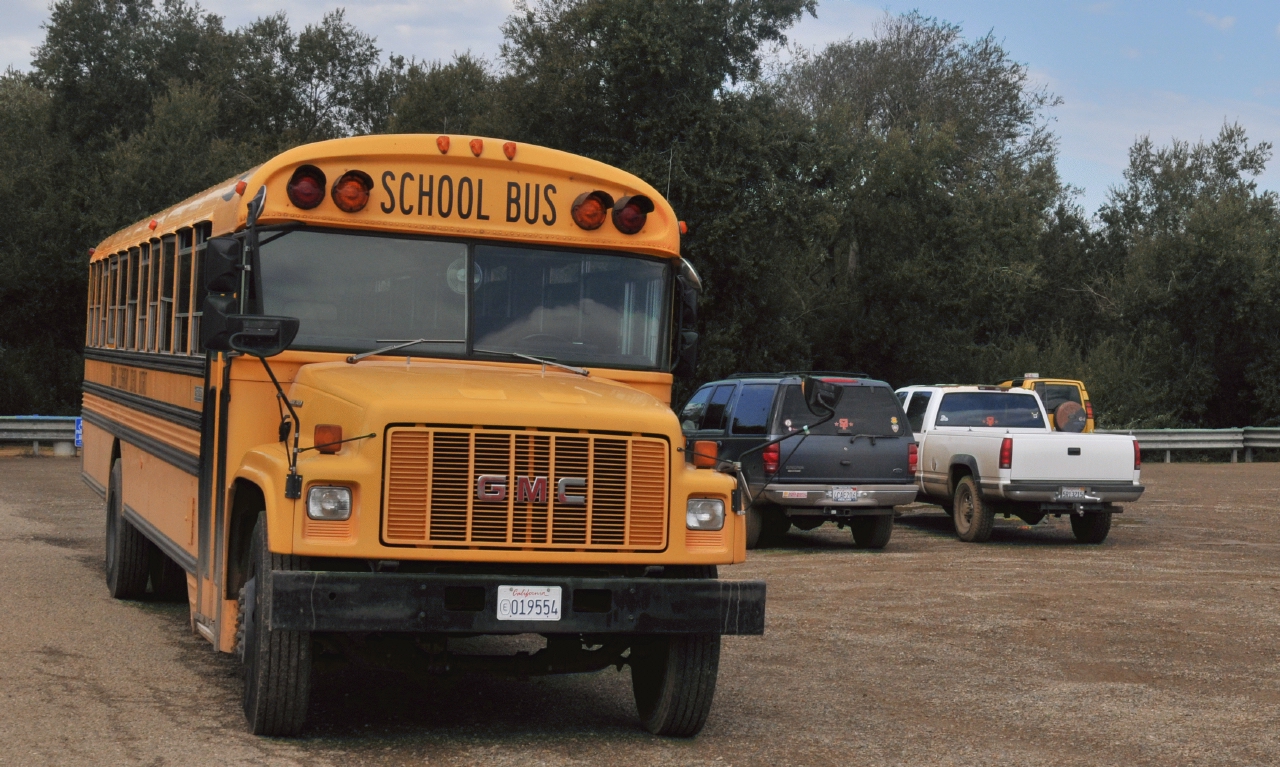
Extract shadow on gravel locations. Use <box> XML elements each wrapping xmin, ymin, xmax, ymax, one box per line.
<box><xmin>896</xmin><ymin>511</ymin><xmax>1095</xmax><ymax>547</ymax></box>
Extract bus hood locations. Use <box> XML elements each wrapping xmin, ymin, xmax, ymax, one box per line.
<box><xmin>290</xmin><ymin>360</ymin><xmax>680</xmax><ymax>436</ymax></box>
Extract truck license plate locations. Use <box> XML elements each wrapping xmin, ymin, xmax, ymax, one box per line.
<box><xmin>830</xmin><ymin>486</ymin><xmax>858</xmax><ymax>502</ymax></box>
<box><xmin>1058</xmin><ymin>487</ymin><xmax>1089</xmax><ymax>500</ymax></box>
<box><xmin>497</xmin><ymin>585</ymin><xmax>562</xmax><ymax>621</ymax></box>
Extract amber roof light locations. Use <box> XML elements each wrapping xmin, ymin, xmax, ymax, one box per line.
<box><xmin>331</xmin><ymin>170</ymin><xmax>373</xmax><ymax>213</ymax></box>
<box><xmin>571</xmin><ymin>191</ymin><xmax>614</xmax><ymax>230</ymax></box>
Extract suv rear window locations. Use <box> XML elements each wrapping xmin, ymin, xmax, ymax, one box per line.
<box><xmin>778</xmin><ymin>384</ymin><xmax>904</xmax><ymax>436</ymax></box>
<box><xmin>936</xmin><ymin>392</ymin><xmax>1045</xmax><ymax>428</ymax></box>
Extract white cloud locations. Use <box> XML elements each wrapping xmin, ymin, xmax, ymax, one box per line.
<box><xmin>1193</xmin><ymin>11</ymin><xmax>1236</xmax><ymax>32</ymax></box>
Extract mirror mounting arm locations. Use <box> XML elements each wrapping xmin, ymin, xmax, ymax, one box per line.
<box><xmin>258</xmin><ymin>355</ymin><xmax>304</xmax><ymax>499</ymax></box>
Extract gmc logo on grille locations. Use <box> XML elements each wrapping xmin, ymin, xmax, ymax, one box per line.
<box><xmin>476</xmin><ymin>475</ymin><xmax>586</xmax><ymax>505</ymax></box>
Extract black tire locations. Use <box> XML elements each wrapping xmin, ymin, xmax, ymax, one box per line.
<box><xmin>1070</xmin><ymin>512</ymin><xmax>1112</xmax><ymax>544</ymax></box>
<box><xmin>105</xmin><ymin>457</ymin><xmax>150</xmax><ymax>599</ymax></box>
<box><xmin>149</xmin><ymin>551</ymin><xmax>189</xmax><ymax>602</ymax></box>
<box><xmin>745</xmin><ymin>504</ymin><xmax>764</xmax><ymax>550</ymax></box>
<box><xmin>630</xmin><ymin>566</ymin><xmax>721</xmax><ymax>737</ymax></box>
<box><xmin>850</xmin><ymin>514</ymin><xmax>894</xmax><ymax>549</ymax></box>
<box><xmin>952</xmin><ymin>476</ymin><xmax>994</xmax><ymax>543</ymax></box>
<box><xmin>238</xmin><ymin>512</ymin><xmax>311</xmax><ymax>736</ymax></box>
<box><xmin>760</xmin><ymin>505</ymin><xmax>791</xmax><ymax>546</ymax></box>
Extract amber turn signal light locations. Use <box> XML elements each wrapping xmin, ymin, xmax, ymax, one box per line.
<box><xmin>331</xmin><ymin>170</ymin><xmax>373</xmax><ymax>213</ymax></box>
<box><xmin>286</xmin><ymin>165</ymin><xmax>326</xmax><ymax>209</ymax></box>
<box><xmin>315</xmin><ymin>424</ymin><xmax>343</xmax><ymax>454</ymax></box>
<box><xmin>692</xmin><ymin>440</ymin><xmax>718</xmax><ymax>469</ymax></box>
<box><xmin>234</xmin><ymin>180</ymin><xmax>247</xmax><ymax>195</ymax></box>
<box><xmin>612</xmin><ymin>194</ymin><xmax>654</xmax><ymax>234</ymax></box>
<box><xmin>571</xmin><ymin>190</ymin><xmax>614</xmax><ymax>230</ymax></box>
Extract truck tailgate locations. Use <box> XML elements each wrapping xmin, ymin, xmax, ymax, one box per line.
<box><xmin>1009</xmin><ymin>433</ymin><xmax>1135</xmax><ymax>482</ymax></box>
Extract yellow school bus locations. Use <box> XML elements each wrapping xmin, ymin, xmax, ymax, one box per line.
<box><xmin>80</xmin><ymin>134</ymin><xmax>764</xmax><ymax>737</ymax></box>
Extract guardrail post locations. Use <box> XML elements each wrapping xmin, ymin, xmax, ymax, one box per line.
<box><xmin>1165</xmin><ymin>450</ymin><xmax>1171</xmax><ymax>463</ymax></box>
<box><xmin>1232</xmin><ymin>449</ymin><xmax>1238</xmax><ymax>464</ymax></box>
<box><xmin>32</xmin><ymin>440</ymin><xmax>39</xmax><ymax>457</ymax></box>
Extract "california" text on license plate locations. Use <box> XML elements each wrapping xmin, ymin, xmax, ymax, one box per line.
<box><xmin>496</xmin><ymin>585</ymin><xmax>562</xmax><ymax>621</ymax></box>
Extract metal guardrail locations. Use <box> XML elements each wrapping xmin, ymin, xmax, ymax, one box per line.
<box><xmin>1097</xmin><ymin>427</ymin><xmax>1280</xmax><ymax>463</ymax></box>
<box><xmin>0</xmin><ymin>416</ymin><xmax>80</xmax><ymax>456</ymax></box>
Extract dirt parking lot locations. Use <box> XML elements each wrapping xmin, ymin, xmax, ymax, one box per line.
<box><xmin>1</xmin><ymin>458</ymin><xmax>1277</xmax><ymax>766</ymax></box>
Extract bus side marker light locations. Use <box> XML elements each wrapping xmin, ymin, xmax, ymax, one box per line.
<box><xmin>235</xmin><ymin>180</ymin><xmax>247</xmax><ymax>195</ymax></box>
<box><xmin>148</xmin><ymin>219</ymin><xmax>158</xmax><ymax>230</ymax></box>
<box><xmin>331</xmin><ymin>170</ymin><xmax>373</xmax><ymax>213</ymax></box>
<box><xmin>679</xmin><ymin>220</ymin><xmax>688</xmax><ymax>235</ymax></box>
<box><xmin>571</xmin><ymin>190</ymin><xmax>614</xmax><ymax>230</ymax></box>
<box><xmin>612</xmin><ymin>195</ymin><xmax>653</xmax><ymax>234</ymax></box>
<box><xmin>87</xmin><ymin>248</ymin><xmax>95</xmax><ymax>257</ymax></box>
<box><xmin>437</xmin><ymin>135</ymin><xmax>450</xmax><ymax>153</ymax></box>
<box><xmin>286</xmin><ymin>165</ymin><xmax>327</xmax><ymax>209</ymax></box>
<box><xmin>503</xmin><ymin>141</ymin><xmax>517</xmax><ymax>160</ymax></box>
<box><xmin>470</xmin><ymin>138</ymin><xmax>483</xmax><ymax>156</ymax></box>
<box><xmin>315</xmin><ymin>424</ymin><xmax>343</xmax><ymax>454</ymax></box>
<box><xmin>307</xmin><ymin>485</ymin><xmax>351</xmax><ymax>521</ymax></box>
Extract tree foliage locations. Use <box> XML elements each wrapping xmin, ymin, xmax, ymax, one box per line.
<box><xmin>3</xmin><ymin>0</ymin><xmax>1278</xmax><ymax>430</ymax></box>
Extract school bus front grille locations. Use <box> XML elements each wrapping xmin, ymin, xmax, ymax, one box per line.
<box><xmin>383</xmin><ymin>427</ymin><xmax>669</xmax><ymax>550</ymax></box>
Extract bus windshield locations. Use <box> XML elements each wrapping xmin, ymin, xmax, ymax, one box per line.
<box><xmin>256</xmin><ymin>230</ymin><xmax>670</xmax><ymax>369</ymax></box>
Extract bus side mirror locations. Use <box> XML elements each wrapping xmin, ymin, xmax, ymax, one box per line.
<box><xmin>205</xmin><ymin>237</ymin><xmax>242</xmax><ymax>293</ymax></box>
<box><xmin>200</xmin><ymin>294</ymin><xmax>239</xmax><ymax>351</ymax></box>
<box><xmin>671</xmin><ymin>270</ymin><xmax>699</xmax><ymax>378</ymax></box>
<box><xmin>802</xmin><ymin>376</ymin><xmax>842</xmax><ymax>416</ymax></box>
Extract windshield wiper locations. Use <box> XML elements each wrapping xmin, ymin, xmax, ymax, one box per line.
<box><xmin>346</xmin><ymin>338</ymin><xmax>464</xmax><ymax>364</ymax></box>
<box><xmin>473</xmin><ymin>348</ymin><xmax>589</xmax><ymax>377</ymax></box>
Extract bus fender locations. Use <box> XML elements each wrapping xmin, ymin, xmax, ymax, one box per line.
<box><xmin>234</xmin><ymin>446</ymin><xmax>297</xmax><ymax>555</ymax></box>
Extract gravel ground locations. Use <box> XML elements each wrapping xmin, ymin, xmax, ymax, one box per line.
<box><xmin>1</xmin><ymin>458</ymin><xmax>1277</xmax><ymax>766</ymax></box>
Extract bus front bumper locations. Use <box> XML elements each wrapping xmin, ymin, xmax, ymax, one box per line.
<box><xmin>268</xmin><ymin>572</ymin><xmax>766</xmax><ymax>635</ymax></box>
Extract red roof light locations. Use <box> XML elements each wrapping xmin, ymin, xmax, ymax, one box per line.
<box><xmin>286</xmin><ymin>165</ymin><xmax>326</xmax><ymax>209</ymax></box>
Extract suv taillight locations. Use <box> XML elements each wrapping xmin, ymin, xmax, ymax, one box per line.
<box><xmin>763</xmin><ymin>443</ymin><xmax>780</xmax><ymax>475</ymax></box>
<box><xmin>907</xmin><ymin>442</ymin><xmax>918</xmax><ymax>477</ymax></box>
<box><xmin>1134</xmin><ymin>439</ymin><xmax>1141</xmax><ymax>470</ymax></box>
<box><xmin>999</xmin><ymin>437</ymin><xmax>1013</xmax><ymax>470</ymax></box>
<box><xmin>1085</xmin><ymin>400</ymin><xmax>1094</xmax><ymax>421</ymax></box>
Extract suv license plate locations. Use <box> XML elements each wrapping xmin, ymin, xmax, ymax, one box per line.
<box><xmin>830</xmin><ymin>486</ymin><xmax>858</xmax><ymax>502</ymax></box>
<box><xmin>1058</xmin><ymin>487</ymin><xmax>1089</xmax><ymax>500</ymax></box>
<box><xmin>497</xmin><ymin>585</ymin><xmax>562</xmax><ymax>621</ymax></box>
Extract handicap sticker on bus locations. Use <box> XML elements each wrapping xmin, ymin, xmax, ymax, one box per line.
<box><xmin>74</xmin><ymin>418</ymin><xmax>82</xmax><ymax>448</ymax></box>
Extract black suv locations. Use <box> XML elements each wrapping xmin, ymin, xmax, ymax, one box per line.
<box><xmin>680</xmin><ymin>373</ymin><xmax>918</xmax><ymax>549</ymax></box>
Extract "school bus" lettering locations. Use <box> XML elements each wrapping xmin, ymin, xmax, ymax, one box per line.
<box><xmin>379</xmin><ymin>172</ymin><xmax>558</xmax><ymax>226</ymax></box>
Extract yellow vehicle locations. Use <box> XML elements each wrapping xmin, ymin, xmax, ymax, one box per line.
<box><xmin>998</xmin><ymin>374</ymin><xmax>1094</xmax><ymax>432</ymax></box>
<box><xmin>80</xmin><ymin>134</ymin><xmax>763</xmax><ymax>737</ymax></box>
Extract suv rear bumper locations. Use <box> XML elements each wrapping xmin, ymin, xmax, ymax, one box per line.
<box><xmin>998</xmin><ymin>481</ymin><xmax>1145</xmax><ymax>503</ymax></box>
<box><xmin>268</xmin><ymin>572</ymin><xmax>765</xmax><ymax>635</ymax></box>
<box><xmin>759</xmin><ymin>483</ymin><xmax>918</xmax><ymax>512</ymax></box>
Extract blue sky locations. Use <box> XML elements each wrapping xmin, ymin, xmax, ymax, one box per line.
<box><xmin>3</xmin><ymin>0</ymin><xmax>1278</xmax><ymax>215</ymax></box>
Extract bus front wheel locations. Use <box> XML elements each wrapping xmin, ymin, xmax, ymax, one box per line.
<box><xmin>630</xmin><ymin>632</ymin><xmax>721</xmax><ymax>737</ymax></box>
<box><xmin>105</xmin><ymin>457</ymin><xmax>150</xmax><ymax>599</ymax></box>
<box><xmin>237</xmin><ymin>512</ymin><xmax>312</xmax><ymax>736</ymax></box>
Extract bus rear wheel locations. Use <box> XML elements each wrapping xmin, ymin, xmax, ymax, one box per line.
<box><xmin>105</xmin><ymin>457</ymin><xmax>150</xmax><ymax>599</ymax></box>
<box><xmin>237</xmin><ymin>512</ymin><xmax>311</xmax><ymax>736</ymax></box>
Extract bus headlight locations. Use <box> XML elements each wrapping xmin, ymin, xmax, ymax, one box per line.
<box><xmin>307</xmin><ymin>486</ymin><xmax>352</xmax><ymax>521</ymax></box>
<box><xmin>686</xmin><ymin>498</ymin><xmax>724</xmax><ymax>531</ymax></box>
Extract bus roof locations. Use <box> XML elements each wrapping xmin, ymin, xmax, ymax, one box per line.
<box><xmin>91</xmin><ymin>134</ymin><xmax>682</xmax><ymax>260</ymax></box>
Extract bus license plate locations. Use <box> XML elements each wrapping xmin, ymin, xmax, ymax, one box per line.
<box><xmin>497</xmin><ymin>585</ymin><xmax>562</xmax><ymax>621</ymax></box>
<box><xmin>830</xmin><ymin>486</ymin><xmax>858</xmax><ymax>502</ymax></box>
<box><xmin>1058</xmin><ymin>487</ymin><xmax>1089</xmax><ymax>500</ymax></box>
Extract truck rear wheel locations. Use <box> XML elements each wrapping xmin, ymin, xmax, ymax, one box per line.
<box><xmin>1070</xmin><ymin>512</ymin><xmax>1112</xmax><ymax>544</ymax></box>
<box><xmin>849</xmin><ymin>514</ymin><xmax>893</xmax><ymax>549</ymax></box>
<box><xmin>238</xmin><ymin>512</ymin><xmax>311</xmax><ymax>736</ymax></box>
<box><xmin>952</xmin><ymin>476</ymin><xmax>994</xmax><ymax>543</ymax></box>
<box><xmin>105</xmin><ymin>457</ymin><xmax>150</xmax><ymax>599</ymax></box>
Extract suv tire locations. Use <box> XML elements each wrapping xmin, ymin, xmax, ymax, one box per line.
<box><xmin>850</xmin><ymin>514</ymin><xmax>893</xmax><ymax>549</ymax></box>
<box><xmin>952</xmin><ymin>476</ymin><xmax>994</xmax><ymax>543</ymax></box>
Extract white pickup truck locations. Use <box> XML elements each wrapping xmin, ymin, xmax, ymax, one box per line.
<box><xmin>895</xmin><ymin>385</ymin><xmax>1143</xmax><ymax>543</ymax></box>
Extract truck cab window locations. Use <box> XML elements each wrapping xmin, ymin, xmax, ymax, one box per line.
<box><xmin>906</xmin><ymin>392</ymin><xmax>931</xmax><ymax>433</ymax></box>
